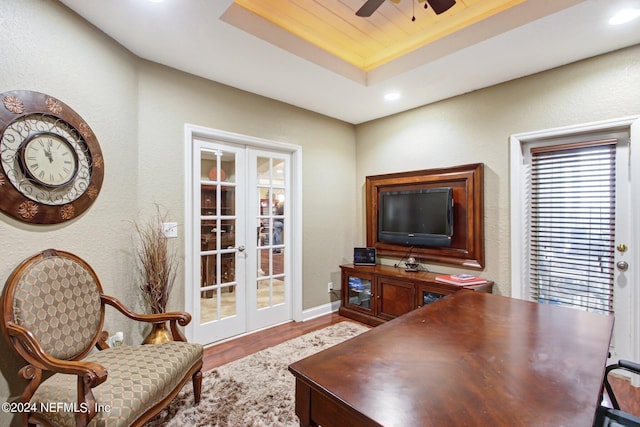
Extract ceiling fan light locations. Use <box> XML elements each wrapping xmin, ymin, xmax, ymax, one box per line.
<box><xmin>426</xmin><ymin>0</ymin><xmax>456</xmax><ymax>15</ymax></box>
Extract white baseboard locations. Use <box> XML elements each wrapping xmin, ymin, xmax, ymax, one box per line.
<box><xmin>301</xmin><ymin>299</ymin><xmax>341</xmax><ymax>321</ymax></box>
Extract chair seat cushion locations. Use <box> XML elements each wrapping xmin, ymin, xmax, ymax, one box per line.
<box><xmin>30</xmin><ymin>341</ymin><xmax>203</xmax><ymax>426</ymax></box>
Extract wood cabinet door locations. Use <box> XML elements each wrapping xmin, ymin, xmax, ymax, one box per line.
<box><xmin>376</xmin><ymin>277</ymin><xmax>415</xmax><ymax>320</ymax></box>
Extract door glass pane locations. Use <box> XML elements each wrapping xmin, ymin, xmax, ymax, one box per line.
<box><xmin>272</xmin><ymin>247</ymin><xmax>284</xmax><ymax>275</ymax></box>
<box><xmin>221</xmin><ymin>186</ymin><xmax>235</xmax><ymax>216</ymax></box>
<box><xmin>257</xmin><ymin>279</ymin><xmax>270</xmax><ymax>309</ymax></box>
<box><xmin>201</xmin><ymin>290</ymin><xmax>217</xmax><ymax>323</ymax></box>
<box><xmin>220</xmin><ymin>219</ymin><xmax>236</xmax><ymax>249</ymax></box>
<box><xmin>256</xmin><ymin>277</ymin><xmax>286</xmax><ymax>309</ymax></box>
<box><xmin>272</xmin><ymin>276</ymin><xmax>285</xmax><ymax>305</ymax></box>
<box><xmin>255</xmin><ymin>156</ymin><xmax>286</xmax><ymax>310</ymax></box>
<box><xmin>200</xmin><ymin>148</ymin><xmax>238</xmax><ymax>325</ymax></box>
<box><xmin>220</xmin><ymin>253</ymin><xmax>236</xmax><ymax>284</ymax></box>
<box><xmin>200</xmin><ymin>254</ymin><xmax>217</xmax><ymax>287</ymax></box>
<box><xmin>257</xmin><ymin>157</ymin><xmax>270</xmax><ymax>184</ymax></box>
<box><xmin>257</xmin><ymin>248</ymin><xmax>271</xmax><ymax>276</ymax></box>
<box><xmin>272</xmin><ymin>158</ymin><xmax>285</xmax><ymax>186</ymax></box>
<box><xmin>220</xmin><ymin>285</ymin><xmax>236</xmax><ymax>318</ymax></box>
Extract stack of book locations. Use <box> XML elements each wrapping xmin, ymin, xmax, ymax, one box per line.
<box><xmin>435</xmin><ymin>274</ymin><xmax>488</xmax><ymax>287</ymax></box>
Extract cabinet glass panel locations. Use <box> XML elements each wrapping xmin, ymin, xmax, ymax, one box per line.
<box><xmin>348</xmin><ymin>275</ymin><xmax>372</xmax><ymax>310</ymax></box>
<box><xmin>422</xmin><ymin>290</ymin><xmax>446</xmax><ymax>306</ymax></box>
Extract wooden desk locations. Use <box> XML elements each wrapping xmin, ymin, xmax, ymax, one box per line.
<box><xmin>289</xmin><ymin>291</ymin><xmax>614</xmax><ymax>427</ymax></box>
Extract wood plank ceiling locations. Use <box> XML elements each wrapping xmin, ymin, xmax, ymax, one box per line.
<box><xmin>233</xmin><ymin>0</ymin><xmax>526</xmax><ymax>71</ymax></box>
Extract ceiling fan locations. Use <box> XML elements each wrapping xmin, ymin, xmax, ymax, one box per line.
<box><xmin>356</xmin><ymin>0</ymin><xmax>456</xmax><ymax>17</ymax></box>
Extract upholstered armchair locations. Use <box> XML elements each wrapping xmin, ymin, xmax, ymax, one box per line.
<box><xmin>0</xmin><ymin>249</ymin><xmax>203</xmax><ymax>427</ymax></box>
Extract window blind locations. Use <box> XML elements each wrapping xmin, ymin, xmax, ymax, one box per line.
<box><xmin>529</xmin><ymin>139</ymin><xmax>616</xmax><ymax>314</ymax></box>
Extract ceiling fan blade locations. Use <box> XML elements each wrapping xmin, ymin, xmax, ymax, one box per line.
<box><xmin>356</xmin><ymin>0</ymin><xmax>387</xmax><ymax>17</ymax></box>
<box><xmin>426</xmin><ymin>0</ymin><xmax>456</xmax><ymax>14</ymax></box>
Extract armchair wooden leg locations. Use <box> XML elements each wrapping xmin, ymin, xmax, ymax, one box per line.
<box><xmin>193</xmin><ymin>370</ymin><xmax>202</xmax><ymax>404</ymax></box>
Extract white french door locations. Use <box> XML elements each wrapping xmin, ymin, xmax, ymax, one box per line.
<box><xmin>192</xmin><ymin>140</ymin><xmax>247</xmax><ymax>344</ymax></box>
<box><xmin>511</xmin><ymin>117</ymin><xmax>639</xmax><ymax>365</ymax></box>
<box><xmin>186</xmin><ymin>127</ymin><xmax>300</xmax><ymax>346</ymax></box>
<box><xmin>247</xmin><ymin>150</ymin><xmax>291</xmax><ymax>331</ymax></box>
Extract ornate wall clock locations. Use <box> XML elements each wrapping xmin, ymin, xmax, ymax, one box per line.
<box><xmin>0</xmin><ymin>90</ymin><xmax>104</xmax><ymax>224</ymax></box>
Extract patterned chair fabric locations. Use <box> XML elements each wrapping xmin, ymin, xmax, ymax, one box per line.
<box><xmin>30</xmin><ymin>342</ymin><xmax>203</xmax><ymax>426</ymax></box>
<box><xmin>12</xmin><ymin>256</ymin><xmax>103</xmax><ymax>360</ymax></box>
<box><xmin>0</xmin><ymin>249</ymin><xmax>203</xmax><ymax>427</ymax></box>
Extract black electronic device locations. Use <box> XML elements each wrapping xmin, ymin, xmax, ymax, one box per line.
<box><xmin>378</xmin><ymin>187</ymin><xmax>454</xmax><ymax>247</ymax></box>
<box><xmin>353</xmin><ymin>247</ymin><xmax>377</xmax><ymax>265</ymax></box>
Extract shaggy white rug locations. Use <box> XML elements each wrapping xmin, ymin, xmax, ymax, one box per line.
<box><xmin>147</xmin><ymin>321</ymin><xmax>369</xmax><ymax>427</ymax></box>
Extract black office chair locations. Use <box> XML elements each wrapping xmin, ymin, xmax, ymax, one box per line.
<box><xmin>595</xmin><ymin>360</ymin><xmax>640</xmax><ymax>427</ymax></box>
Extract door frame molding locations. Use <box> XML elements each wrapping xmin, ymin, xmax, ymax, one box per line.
<box><xmin>509</xmin><ymin>115</ymin><xmax>640</xmax><ymax>362</ymax></box>
<box><xmin>184</xmin><ymin>124</ymin><xmax>303</xmax><ymax>343</ymax></box>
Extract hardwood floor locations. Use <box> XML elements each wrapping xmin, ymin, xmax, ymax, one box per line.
<box><xmin>608</xmin><ymin>375</ymin><xmax>640</xmax><ymax>418</ymax></box>
<box><xmin>202</xmin><ymin>313</ymin><xmax>640</xmax><ymax>419</ymax></box>
<box><xmin>202</xmin><ymin>313</ymin><xmax>363</xmax><ymax>371</ymax></box>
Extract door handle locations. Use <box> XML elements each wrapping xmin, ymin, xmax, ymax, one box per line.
<box><xmin>236</xmin><ymin>245</ymin><xmax>246</xmax><ymax>252</ymax></box>
<box><xmin>617</xmin><ymin>261</ymin><xmax>629</xmax><ymax>272</ymax></box>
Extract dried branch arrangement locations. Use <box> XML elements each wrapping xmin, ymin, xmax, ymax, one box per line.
<box><xmin>135</xmin><ymin>206</ymin><xmax>177</xmax><ymax>314</ymax></box>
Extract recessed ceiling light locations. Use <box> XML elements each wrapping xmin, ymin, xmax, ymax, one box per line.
<box><xmin>148</xmin><ymin>0</ymin><xmax>164</xmax><ymax>3</ymax></box>
<box><xmin>384</xmin><ymin>92</ymin><xmax>401</xmax><ymax>101</ymax></box>
<box><xmin>609</xmin><ymin>8</ymin><xmax>640</xmax><ymax>25</ymax></box>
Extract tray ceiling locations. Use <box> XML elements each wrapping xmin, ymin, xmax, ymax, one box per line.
<box><xmin>58</xmin><ymin>0</ymin><xmax>640</xmax><ymax>124</ymax></box>
<box><xmin>231</xmin><ymin>0</ymin><xmax>525</xmax><ymax>71</ymax></box>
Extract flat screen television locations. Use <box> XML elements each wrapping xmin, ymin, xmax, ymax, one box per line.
<box><xmin>378</xmin><ymin>187</ymin><xmax>453</xmax><ymax>247</ymax></box>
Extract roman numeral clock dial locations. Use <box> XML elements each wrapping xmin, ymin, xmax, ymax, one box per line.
<box><xmin>22</xmin><ymin>133</ymin><xmax>78</xmax><ymax>187</ymax></box>
<box><xmin>0</xmin><ymin>90</ymin><xmax>104</xmax><ymax>224</ymax></box>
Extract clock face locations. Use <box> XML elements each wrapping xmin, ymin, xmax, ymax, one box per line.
<box><xmin>1</xmin><ymin>114</ymin><xmax>92</xmax><ymax>206</ymax></box>
<box><xmin>21</xmin><ymin>132</ymin><xmax>79</xmax><ymax>188</ymax></box>
<box><xmin>0</xmin><ymin>90</ymin><xmax>104</xmax><ymax>224</ymax></box>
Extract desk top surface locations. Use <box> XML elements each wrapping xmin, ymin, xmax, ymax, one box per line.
<box><xmin>289</xmin><ymin>291</ymin><xmax>614</xmax><ymax>427</ymax></box>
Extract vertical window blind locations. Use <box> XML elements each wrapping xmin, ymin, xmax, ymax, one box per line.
<box><xmin>529</xmin><ymin>139</ymin><xmax>616</xmax><ymax>314</ymax></box>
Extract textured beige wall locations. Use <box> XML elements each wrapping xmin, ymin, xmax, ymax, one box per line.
<box><xmin>0</xmin><ymin>3</ymin><xmax>140</xmax><ymax>425</ymax></box>
<box><xmin>0</xmin><ymin>1</ymin><xmax>355</xmax><ymax>424</ymax></box>
<box><xmin>355</xmin><ymin>44</ymin><xmax>640</xmax><ymax>297</ymax></box>
<box><xmin>135</xmin><ymin>62</ymin><xmax>357</xmax><ymax>311</ymax></box>
<box><xmin>1</xmin><ymin>0</ymin><xmax>639</xmax><ymax>423</ymax></box>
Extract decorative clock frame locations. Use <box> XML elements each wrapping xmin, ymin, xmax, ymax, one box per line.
<box><xmin>0</xmin><ymin>90</ymin><xmax>104</xmax><ymax>224</ymax></box>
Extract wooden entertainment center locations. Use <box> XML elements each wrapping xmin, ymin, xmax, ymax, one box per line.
<box><xmin>366</xmin><ymin>163</ymin><xmax>485</xmax><ymax>268</ymax></box>
<box><xmin>339</xmin><ymin>264</ymin><xmax>493</xmax><ymax>326</ymax></box>
<box><xmin>343</xmin><ymin>163</ymin><xmax>490</xmax><ymax>325</ymax></box>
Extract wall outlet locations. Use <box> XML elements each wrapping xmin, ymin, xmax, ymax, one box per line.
<box><xmin>107</xmin><ymin>331</ymin><xmax>124</xmax><ymax>347</ymax></box>
<box><xmin>328</xmin><ymin>282</ymin><xmax>334</xmax><ymax>293</ymax></box>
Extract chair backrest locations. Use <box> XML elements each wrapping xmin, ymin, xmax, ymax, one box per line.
<box><xmin>2</xmin><ymin>249</ymin><xmax>105</xmax><ymax>361</ymax></box>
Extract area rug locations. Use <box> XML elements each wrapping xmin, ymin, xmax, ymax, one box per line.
<box><xmin>147</xmin><ymin>321</ymin><xmax>369</xmax><ymax>427</ymax></box>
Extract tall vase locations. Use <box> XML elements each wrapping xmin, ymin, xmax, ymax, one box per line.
<box><xmin>143</xmin><ymin>322</ymin><xmax>173</xmax><ymax>345</ymax></box>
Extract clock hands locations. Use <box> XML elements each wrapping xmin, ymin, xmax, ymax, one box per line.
<box><xmin>44</xmin><ymin>148</ymin><xmax>53</xmax><ymax>163</ymax></box>
<box><xmin>44</xmin><ymin>139</ymin><xmax>53</xmax><ymax>163</ymax></box>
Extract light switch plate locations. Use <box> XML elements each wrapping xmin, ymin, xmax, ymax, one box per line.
<box><xmin>162</xmin><ymin>222</ymin><xmax>178</xmax><ymax>238</ymax></box>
